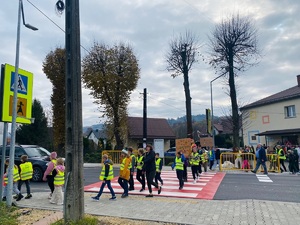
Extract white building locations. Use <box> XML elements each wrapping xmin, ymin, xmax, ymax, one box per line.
<box><xmin>240</xmin><ymin>75</ymin><xmax>300</xmax><ymax>148</ymax></box>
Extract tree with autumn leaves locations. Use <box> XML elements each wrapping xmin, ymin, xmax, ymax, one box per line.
<box><xmin>82</xmin><ymin>42</ymin><xmax>140</xmax><ymax>150</ymax></box>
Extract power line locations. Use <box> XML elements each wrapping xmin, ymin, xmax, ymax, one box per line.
<box><xmin>26</xmin><ymin>0</ymin><xmax>90</xmax><ymax>54</ymax></box>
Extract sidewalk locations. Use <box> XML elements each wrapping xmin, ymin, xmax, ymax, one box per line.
<box><xmin>15</xmin><ymin>191</ymin><xmax>300</xmax><ymax>225</ymax></box>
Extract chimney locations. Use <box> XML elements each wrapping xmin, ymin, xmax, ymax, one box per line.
<box><xmin>298</xmin><ymin>75</ymin><xmax>300</xmax><ymax>87</ymax></box>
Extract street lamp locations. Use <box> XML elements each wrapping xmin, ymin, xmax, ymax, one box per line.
<box><xmin>6</xmin><ymin>0</ymin><xmax>38</xmax><ymax>207</ymax></box>
<box><xmin>210</xmin><ymin>73</ymin><xmax>226</xmax><ymax>150</ymax></box>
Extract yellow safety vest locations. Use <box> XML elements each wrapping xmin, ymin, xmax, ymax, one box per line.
<box><xmin>190</xmin><ymin>152</ymin><xmax>200</xmax><ymax>165</ymax></box>
<box><xmin>278</xmin><ymin>149</ymin><xmax>286</xmax><ymax>160</ymax></box>
<box><xmin>128</xmin><ymin>154</ymin><xmax>135</xmax><ymax>169</ymax></box>
<box><xmin>49</xmin><ymin>159</ymin><xmax>57</xmax><ymax>175</ymax></box>
<box><xmin>4</xmin><ymin>165</ymin><xmax>20</xmax><ymax>184</ymax></box>
<box><xmin>156</xmin><ymin>158</ymin><xmax>162</xmax><ymax>172</ymax></box>
<box><xmin>19</xmin><ymin>162</ymin><xmax>33</xmax><ymax>180</ymax></box>
<box><xmin>100</xmin><ymin>164</ymin><xmax>114</xmax><ymax>180</ymax></box>
<box><xmin>175</xmin><ymin>157</ymin><xmax>183</xmax><ymax>170</ymax></box>
<box><xmin>201</xmin><ymin>152</ymin><xmax>208</xmax><ymax>162</ymax></box>
<box><xmin>120</xmin><ymin>158</ymin><xmax>126</xmax><ymax>170</ymax></box>
<box><xmin>54</xmin><ymin>169</ymin><xmax>65</xmax><ymax>185</ymax></box>
<box><xmin>136</xmin><ymin>156</ymin><xmax>144</xmax><ymax>170</ymax></box>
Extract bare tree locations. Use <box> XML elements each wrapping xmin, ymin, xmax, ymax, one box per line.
<box><xmin>208</xmin><ymin>14</ymin><xmax>260</xmax><ymax>149</ymax></box>
<box><xmin>166</xmin><ymin>31</ymin><xmax>199</xmax><ymax>139</ymax></box>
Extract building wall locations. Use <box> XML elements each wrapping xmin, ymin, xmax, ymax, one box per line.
<box><xmin>127</xmin><ymin>138</ymin><xmax>171</xmax><ymax>151</ymax></box>
<box><xmin>242</xmin><ymin>98</ymin><xmax>300</xmax><ymax>147</ymax></box>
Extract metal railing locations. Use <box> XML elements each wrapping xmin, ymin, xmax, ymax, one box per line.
<box><xmin>220</xmin><ymin>153</ymin><xmax>281</xmax><ymax>173</ymax></box>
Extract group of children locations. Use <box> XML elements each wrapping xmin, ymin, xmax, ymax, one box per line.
<box><xmin>2</xmin><ymin>155</ymin><xmax>32</xmax><ymax>201</ymax></box>
<box><xmin>2</xmin><ymin>151</ymin><xmax>65</xmax><ymax>206</ymax></box>
<box><xmin>92</xmin><ymin>146</ymin><xmax>164</xmax><ymax>201</ymax></box>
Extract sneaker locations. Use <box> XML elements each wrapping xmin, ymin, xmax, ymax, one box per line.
<box><xmin>121</xmin><ymin>194</ymin><xmax>128</xmax><ymax>198</ymax></box>
<box><xmin>145</xmin><ymin>194</ymin><xmax>153</xmax><ymax>197</ymax></box>
<box><xmin>179</xmin><ymin>186</ymin><xmax>183</xmax><ymax>190</ymax></box>
<box><xmin>24</xmin><ymin>194</ymin><xmax>32</xmax><ymax>199</ymax></box>
<box><xmin>193</xmin><ymin>179</ymin><xmax>196</xmax><ymax>184</ymax></box>
<box><xmin>158</xmin><ymin>186</ymin><xmax>162</xmax><ymax>194</ymax></box>
<box><xmin>57</xmin><ymin>203</ymin><xmax>63</xmax><ymax>205</ymax></box>
<box><xmin>251</xmin><ymin>170</ymin><xmax>256</xmax><ymax>174</ymax></box>
<box><xmin>139</xmin><ymin>188</ymin><xmax>145</xmax><ymax>192</ymax></box>
<box><xmin>16</xmin><ymin>194</ymin><xmax>24</xmax><ymax>201</ymax></box>
<box><xmin>48</xmin><ymin>193</ymin><xmax>52</xmax><ymax>199</ymax></box>
<box><xmin>91</xmin><ymin>196</ymin><xmax>99</xmax><ymax>201</ymax></box>
<box><xmin>13</xmin><ymin>194</ymin><xmax>18</xmax><ymax>199</ymax></box>
<box><xmin>109</xmin><ymin>196</ymin><xmax>117</xmax><ymax>201</ymax></box>
<box><xmin>50</xmin><ymin>201</ymin><xmax>56</xmax><ymax>204</ymax></box>
<box><xmin>2</xmin><ymin>197</ymin><xmax>6</xmax><ymax>201</ymax></box>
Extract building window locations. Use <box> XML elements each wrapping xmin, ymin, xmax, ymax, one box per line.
<box><xmin>251</xmin><ymin>136</ymin><xmax>257</xmax><ymax>141</ymax></box>
<box><xmin>284</xmin><ymin>105</ymin><xmax>296</xmax><ymax>118</ymax></box>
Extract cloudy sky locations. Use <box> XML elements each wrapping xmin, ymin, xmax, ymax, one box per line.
<box><xmin>1</xmin><ymin>0</ymin><xmax>299</xmax><ymax>127</ymax></box>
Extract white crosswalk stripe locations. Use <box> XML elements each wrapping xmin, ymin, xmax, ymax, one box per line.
<box><xmin>256</xmin><ymin>174</ymin><xmax>273</xmax><ymax>182</ymax></box>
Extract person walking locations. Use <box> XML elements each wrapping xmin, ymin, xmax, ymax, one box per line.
<box><xmin>91</xmin><ymin>154</ymin><xmax>116</xmax><ymax>201</ymax></box>
<box><xmin>43</xmin><ymin>152</ymin><xmax>57</xmax><ymax>199</ymax></box>
<box><xmin>208</xmin><ymin>147</ymin><xmax>215</xmax><ymax>170</ymax></box>
<box><xmin>189</xmin><ymin>144</ymin><xmax>200</xmax><ymax>183</ymax></box>
<box><xmin>118</xmin><ymin>149</ymin><xmax>131</xmax><ymax>198</ymax></box>
<box><xmin>2</xmin><ymin>158</ymin><xmax>23</xmax><ymax>201</ymax></box>
<box><xmin>128</xmin><ymin>147</ymin><xmax>136</xmax><ymax>191</ymax></box>
<box><xmin>136</xmin><ymin>148</ymin><xmax>146</xmax><ymax>192</ymax></box>
<box><xmin>276</xmin><ymin>145</ymin><xmax>287</xmax><ymax>172</ymax></box>
<box><xmin>215</xmin><ymin>147</ymin><xmax>221</xmax><ymax>169</ymax></box>
<box><xmin>197</xmin><ymin>144</ymin><xmax>202</xmax><ymax>174</ymax></box>
<box><xmin>50</xmin><ymin>158</ymin><xmax>65</xmax><ymax>205</ymax></box>
<box><xmin>18</xmin><ymin>155</ymin><xmax>33</xmax><ymax>199</ymax></box>
<box><xmin>143</xmin><ymin>144</ymin><xmax>162</xmax><ymax>197</ymax></box>
<box><xmin>172</xmin><ymin>151</ymin><xmax>185</xmax><ymax>190</ymax></box>
<box><xmin>201</xmin><ymin>148</ymin><xmax>208</xmax><ymax>172</ymax></box>
<box><xmin>155</xmin><ymin>153</ymin><xmax>163</xmax><ymax>186</ymax></box>
<box><xmin>251</xmin><ymin>143</ymin><xmax>268</xmax><ymax>174</ymax></box>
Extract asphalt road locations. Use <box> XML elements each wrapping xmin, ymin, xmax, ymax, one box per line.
<box><xmin>214</xmin><ymin>173</ymin><xmax>300</xmax><ymax>203</ymax></box>
<box><xmin>29</xmin><ymin>168</ymin><xmax>300</xmax><ymax>203</ymax></box>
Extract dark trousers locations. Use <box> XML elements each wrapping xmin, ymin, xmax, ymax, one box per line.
<box><xmin>253</xmin><ymin>159</ymin><xmax>268</xmax><ymax>174</ymax></box>
<box><xmin>47</xmin><ymin>175</ymin><xmax>55</xmax><ymax>193</ymax></box>
<box><xmin>155</xmin><ymin>172</ymin><xmax>163</xmax><ymax>185</ymax></box>
<box><xmin>97</xmin><ymin>180</ymin><xmax>115</xmax><ymax>197</ymax></box>
<box><xmin>176</xmin><ymin>170</ymin><xmax>184</xmax><ymax>188</ymax></box>
<box><xmin>280</xmin><ymin>159</ymin><xmax>287</xmax><ymax>172</ymax></box>
<box><xmin>191</xmin><ymin>165</ymin><xmax>198</xmax><ymax>180</ymax></box>
<box><xmin>198</xmin><ymin>162</ymin><xmax>202</xmax><ymax>174</ymax></box>
<box><xmin>209</xmin><ymin>160</ymin><xmax>214</xmax><ymax>170</ymax></box>
<box><xmin>129</xmin><ymin>173</ymin><xmax>134</xmax><ymax>190</ymax></box>
<box><xmin>118</xmin><ymin>177</ymin><xmax>128</xmax><ymax>196</ymax></box>
<box><xmin>136</xmin><ymin>169</ymin><xmax>145</xmax><ymax>189</ymax></box>
<box><xmin>146</xmin><ymin>170</ymin><xmax>158</xmax><ymax>194</ymax></box>
<box><xmin>18</xmin><ymin>179</ymin><xmax>31</xmax><ymax>195</ymax></box>
<box><xmin>183</xmin><ymin>164</ymin><xmax>187</xmax><ymax>181</ymax></box>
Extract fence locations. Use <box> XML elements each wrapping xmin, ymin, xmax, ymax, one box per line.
<box><xmin>220</xmin><ymin>152</ymin><xmax>281</xmax><ymax>173</ymax></box>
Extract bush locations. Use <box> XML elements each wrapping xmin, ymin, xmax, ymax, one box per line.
<box><xmin>52</xmin><ymin>215</ymin><xmax>99</xmax><ymax>225</ymax></box>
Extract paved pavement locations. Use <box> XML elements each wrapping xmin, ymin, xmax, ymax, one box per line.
<box><xmin>14</xmin><ymin>164</ymin><xmax>300</xmax><ymax>224</ymax></box>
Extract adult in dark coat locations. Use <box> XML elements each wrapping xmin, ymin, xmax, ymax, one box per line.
<box><xmin>251</xmin><ymin>143</ymin><xmax>268</xmax><ymax>174</ymax></box>
<box><xmin>143</xmin><ymin>144</ymin><xmax>162</xmax><ymax>197</ymax></box>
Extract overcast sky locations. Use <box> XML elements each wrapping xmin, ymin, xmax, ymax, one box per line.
<box><xmin>1</xmin><ymin>0</ymin><xmax>299</xmax><ymax>127</ymax></box>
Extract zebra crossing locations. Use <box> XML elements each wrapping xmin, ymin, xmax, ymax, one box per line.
<box><xmin>256</xmin><ymin>174</ymin><xmax>273</xmax><ymax>182</ymax></box>
<box><xmin>84</xmin><ymin>171</ymin><xmax>225</xmax><ymax>199</ymax></box>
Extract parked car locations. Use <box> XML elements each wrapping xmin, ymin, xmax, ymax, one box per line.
<box><xmin>164</xmin><ymin>147</ymin><xmax>176</xmax><ymax>157</ymax></box>
<box><xmin>0</xmin><ymin>145</ymin><xmax>51</xmax><ymax>182</ymax></box>
<box><xmin>218</xmin><ymin>148</ymin><xmax>233</xmax><ymax>153</ymax></box>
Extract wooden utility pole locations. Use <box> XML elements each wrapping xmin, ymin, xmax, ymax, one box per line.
<box><xmin>143</xmin><ymin>88</ymin><xmax>147</xmax><ymax>148</ymax></box>
<box><xmin>64</xmin><ymin>0</ymin><xmax>84</xmax><ymax>222</ymax></box>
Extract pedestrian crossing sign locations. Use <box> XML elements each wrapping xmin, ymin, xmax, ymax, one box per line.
<box><xmin>0</xmin><ymin>64</ymin><xmax>33</xmax><ymax>124</ymax></box>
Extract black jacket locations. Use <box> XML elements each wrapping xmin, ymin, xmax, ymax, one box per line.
<box><xmin>143</xmin><ymin>150</ymin><xmax>156</xmax><ymax>172</ymax></box>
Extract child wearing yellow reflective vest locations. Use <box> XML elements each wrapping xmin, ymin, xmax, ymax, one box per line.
<box><xmin>136</xmin><ymin>148</ymin><xmax>146</xmax><ymax>192</ymax></box>
<box><xmin>50</xmin><ymin>158</ymin><xmax>65</xmax><ymax>205</ymax></box>
<box><xmin>155</xmin><ymin>153</ymin><xmax>163</xmax><ymax>186</ymax></box>
<box><xmin>172</xmin><ymin>151</ymin><xmax>185</xmax><ymax>190</ymax></box>
<box><xmin>2</xmin><ymin>158</ymin><xmax>23</xmax><ymax>201</ymax></box>
<box><xmin>18</xmin><ymin>155</ymin><xmax>33</xmax><ymax>199</ymax></box>
<box><xmin>190</xmin><ymin>144</ymin><xmax>200</xmax><ymax>183</ymax></box>
<box><xmin>118</xmin><ymin>149</ymin><xmax>131</xmax><ymax>198</ymax></box>
<box><xmin>91</xmin><ymin>154</ymin><xmax>116</xmax><ymax>201</ymax></box>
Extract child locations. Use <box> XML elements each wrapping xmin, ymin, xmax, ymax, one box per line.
<box><xmin>172</xmin><ymin>151</ymin><xmax>185</xmax><ymax>190</ymax></box>
<box><xmin>136</xmin><ymin>148</ymin><xmax>145</xmax><ymax>192</ymax></box>
<box><xmin>155</xmin><ymin>153</ymin><xmax>163</xmax><ymax>186</ymax></box>
<box><xmin>18</xmin><ymin>155</ymin><xmax>33</xmax><ymax>199</ymax></box>
<box><xmin>190</xmin><ymin>144</ymin><xmax>200</xmax><ymax>183</ymax></box>
<box><xmin>118</xmin><ymin>149</ymin><xmax>131</xmax><ymax>198</ymax></box>
<box><xmin>91</xmin><ymin>154</ymin><xmax>116</xmax><ymax>201</ymax></box>
<box><xmin>43</xmin><ymin>151</ymin><xmax>57</xmax><ymax>199</ymax></box>
<box><xmin>50</xmin><ymin>158</ymin><xmax>65</xmax><ymax>205</ymax></box>
<box><xmin>2</xmin><ymin>158</ymin><xmax>23</xmax><ymax>201</ymax></box>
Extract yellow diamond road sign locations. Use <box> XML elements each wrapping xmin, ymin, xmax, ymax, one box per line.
<box><xmin>1</xmin><ymin>64</ymin><xmax>33</xmax><ymax>124</ymax></box>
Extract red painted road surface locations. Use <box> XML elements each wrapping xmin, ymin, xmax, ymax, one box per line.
<box><xmin>84</xmin><ymin>171</ymin><xmax>225</xmax><ymax>200</ymax></box>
